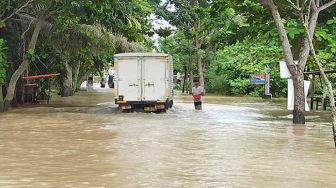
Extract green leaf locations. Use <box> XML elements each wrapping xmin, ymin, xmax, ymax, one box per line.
<box><xmin>225</xmin><ymin>8</ymin><xmax>235</xmax><ymax>16</ymax></box>
<box><xmin>26</xmin><ymin>48</ymin><xmax>36</xmax><ymax>61</ymax></box>
<box><xmin>327</xmin><ymin>17</ymin><xmax>336</xmax><ymax>25</ymax></box>
<box><xmin>0</xmin><ymin>38</ymin><xmax>7</xmax><ymax>83</ymax></box>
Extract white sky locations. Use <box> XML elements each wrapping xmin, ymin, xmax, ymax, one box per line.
<box><xmin>149</xmin><ymin>0</ymin><xmax>176</xmax><ymax>51</ymax></box>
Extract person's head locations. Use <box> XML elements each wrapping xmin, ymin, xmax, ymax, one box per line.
<box><xmin>193</xmin><ymin>80</ymin><xmax>200</xmax><ymax>87</ymax></box>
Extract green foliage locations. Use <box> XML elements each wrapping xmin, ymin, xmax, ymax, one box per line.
<box><xmin>26</xmin><ymin>48</ymin><xmax>36</xmax><ymax>61</ymax></box>
<box><xmin>0</xmin><ymin>38</ymin><xmax>7</xmax><ymax>83</ymax></box>
<box><xmin>157</xmin><ymin>0</ymin><xmax>287</xmax><ymax>96</ymax></box>
<box><xmin>205</xmin><ymin>39</ymin><xmax>287</xmax><ymax>97</ymax></box>
<box><xmin>229</xmin><ymin>78</ymin><xmax>250</xmax><ymax>95</ymax></box>
<box><xmin>156</xmin><ymin>0</ymin><xmax>336</xmax><ymax>98</ymax></box>
<box><xmin>60</xmin><ymin>0</ymin><xmax>153</xmax><ymax>41</ymax></box>
<box><xmin>224</xmin><ymin>8</ymin><xmax>235</xmax><ymax>16</ymax></box>
<box><xmin>1</xmin><ymin>0</ymin><xmax>334</xmax><ymax>100</ymax></box>
<box><xmin>310</xmin><ymin>16</ymin><xmax>336</xmax><ymax>70</ymax></box>
<box><xmin>159</xmin><ymin>31</ymin><xmax>195</xmax><ymax>73</ymax></box>
<box><xmin>311</xmin><ymin>16</ymin><xmax>336</xmax><ymax>89</ymax></box>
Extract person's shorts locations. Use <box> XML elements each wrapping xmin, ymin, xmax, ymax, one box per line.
<box><xmin>194</xmin><ymin>101</ymin><xmax>202</xmax><ymax>106</ymax></box>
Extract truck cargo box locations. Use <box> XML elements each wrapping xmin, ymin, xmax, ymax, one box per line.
<box><xmin>114</xmin><ymin>53</ymin><xmax>173</xmax><ymax>112</ymax></box>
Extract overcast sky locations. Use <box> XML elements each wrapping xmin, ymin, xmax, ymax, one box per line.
<box><xmin>150</xmin><ymin>0</ymin><xmax>176</xmax><ymax>51</ymax></box>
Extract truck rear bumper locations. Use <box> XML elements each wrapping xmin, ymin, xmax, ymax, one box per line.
<box><xmin>116</xmin><ymin>100</ymin><xmax>168</xmax><ymax>111</ymax></box>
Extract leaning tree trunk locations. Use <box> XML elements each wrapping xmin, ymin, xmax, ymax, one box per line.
<box><xmin>4</xmin><ymin>16</ymin><xmax>45</xmax><ymax>108</ymax></box>
<box><xmin>300</xmin><ymin>12</ymin><xmax>336</xmax><ymax>147</ymax></box>
<box><xmin>61</xmin><ymin>61</ymin><xmax>73</xmax><ymax>97</ymax></box>
<box><xmin>76</xmin><ymin>72</ymin><xmax>89</xmax><ymax>92</ymax></box>
<box><xmin>292</xmin><ymin>72</ymin><xmax>306</xmax><ymax>124</ymax></box>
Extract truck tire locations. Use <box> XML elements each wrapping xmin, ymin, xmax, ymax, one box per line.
<box><xmin>169</xmin><ymin>100</ymin><xmax>173</xmax><ymax>108</ymax></box>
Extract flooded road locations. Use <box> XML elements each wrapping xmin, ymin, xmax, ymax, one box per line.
<box><xmin>0</xmin><ymin>90</ymin><xmax>336</xmax><ymax>187</ymax></box>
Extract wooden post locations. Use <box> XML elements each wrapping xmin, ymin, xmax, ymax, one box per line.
<box><xmin>264</xmin><ymin>65</ymin><xmax>272</xmax><ymax>99</ymax></box>
<box><xmin>310</xmin><ymin>74</ymin><xmax>315</xmax><ymax>110</ymax></box>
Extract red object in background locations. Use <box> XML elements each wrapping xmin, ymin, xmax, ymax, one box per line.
<box><xmin>22</xmin><ymin>73</ymin><xmax>60</xmax><ymax>81</ymax></box>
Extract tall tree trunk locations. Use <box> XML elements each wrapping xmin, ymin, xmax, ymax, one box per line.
<box><xmin>182</xmin><ymin>64</ymin><xmax>187</xmax><ymax>93</ymax></box>
<box><xmin>4</xmin><ymin>16</ymin><xmax>45</xmax><ymax>103</ymax></box>
<box><xmin>188</xmin><ymin>52</ymin><xmax>193</xmax><ymax>94</ymax></box>
<box><xmin>260</xmin><ymin>0</ymin><xmax>309</xmax><ymax>124</ymax></box>
<box><xmin>292</xmin><ymin>72</ymin><xmax>306</xmax><ymax>124</ymax></box>
<box><xmin>14</xmin><ymin>79</ymin><xmax>24</xmax><ymax>105</ymax></box>
<box><xmin>72</xmin><ymin>62</ymin><xmax>81</xmax><ymax>92</ymax></box>
<box><xmin>61</xmin><ymin>61</ymin><xmax>73</xmax><ymax>97</ymax></box>
<box><xmin>194</xmin><ymin>19</ymin><xmax>204</xmax><ymax>88</ymax></box>
<box><xmin>191</xmin><ymin>0</ymin><xmax>204</xmax><ymax>88</ymax></box>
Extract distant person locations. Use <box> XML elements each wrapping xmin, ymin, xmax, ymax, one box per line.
<box><xmin>192</xmin><ymin>80</ymin><xmax>204</xmax><ymax>110</ymax></box>
<box><xmin>176</xmin><ymin>72</ymin><xmax>181</xmax><ymax>84</ymax></box>
<box><xmin>108</xmin><ymin>68</ymin><xmax>115</xmax><ymax>88</ymax></box>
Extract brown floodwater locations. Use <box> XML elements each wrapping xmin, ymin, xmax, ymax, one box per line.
<box><xmin>0</xmin><ymin>89</ymin><xmax>336</xmax><ymax>187</ymax></box>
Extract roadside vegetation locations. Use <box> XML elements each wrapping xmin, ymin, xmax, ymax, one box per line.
<box><xmin>157</xmin><ymin>0</ymin><xmax>336</xmax><ymax>125</ymax></box>
<box><xmin>1</xmin><ymin>0</ymin><xmax>336</xmax><ymax>127</ymax></box>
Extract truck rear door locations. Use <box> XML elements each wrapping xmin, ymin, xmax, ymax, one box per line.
<box><xmin>142</xmin><ymin>56</ymin><xmax>167</xmax><ymax>101</ymax></box>
<box><xmin>116</xmin><ymin>57</ymin><xmax>141</xmax><ymax>101</ymax></box>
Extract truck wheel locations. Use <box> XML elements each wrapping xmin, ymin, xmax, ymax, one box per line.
<box><xmin>169</xmin><ymin>100</ymin><xmax>173</xmax><ymax>108</ymax></box>
<box><xmin>164</xmin><ymin>101</ymin><xmax>168</xmax><ymax>110</ymax></box>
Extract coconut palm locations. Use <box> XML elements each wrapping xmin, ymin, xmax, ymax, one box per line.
<box><xmin>0</xmin><ymin>0</ymin><xmax>153</xmax><ymax>108</ymax></box>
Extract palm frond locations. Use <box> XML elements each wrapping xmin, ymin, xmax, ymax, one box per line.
<box><xmin>81</xmin><ymin>24</ymin><xmax>146</xmax><ymax>53</ymax></box>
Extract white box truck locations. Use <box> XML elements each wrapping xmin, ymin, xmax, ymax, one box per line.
<box><xmin>114</xmin><ymin>53</ymin><xmax>174</xmax><ymax>112</ymax></box>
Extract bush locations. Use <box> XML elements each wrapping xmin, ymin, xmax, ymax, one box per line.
<box><xmin>205</xmin><ymin>39</ymin><xmax>287</xmax><ymax>97</ymax></box>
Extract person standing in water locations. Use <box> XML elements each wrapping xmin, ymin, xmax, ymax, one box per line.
<box><xmin>108</xmin><ymin>67</ymin><xmax>115</xmax><ymax>88</ymax></box>
<box><xmin>191</xmin><ymin>80</ymin><xmax>204</xmax><ymax>110</ymax></box>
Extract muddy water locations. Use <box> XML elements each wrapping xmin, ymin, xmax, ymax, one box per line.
<box><xmin>0</xmin><ymin>91</ymin><xmax>336</xmax><ymax>187</ymax></box>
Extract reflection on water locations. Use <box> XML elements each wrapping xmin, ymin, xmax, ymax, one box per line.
<box><xmin>0</xmin><ymin>91</ymin><xmax>336</xmax><ymax>187</ymax></box>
